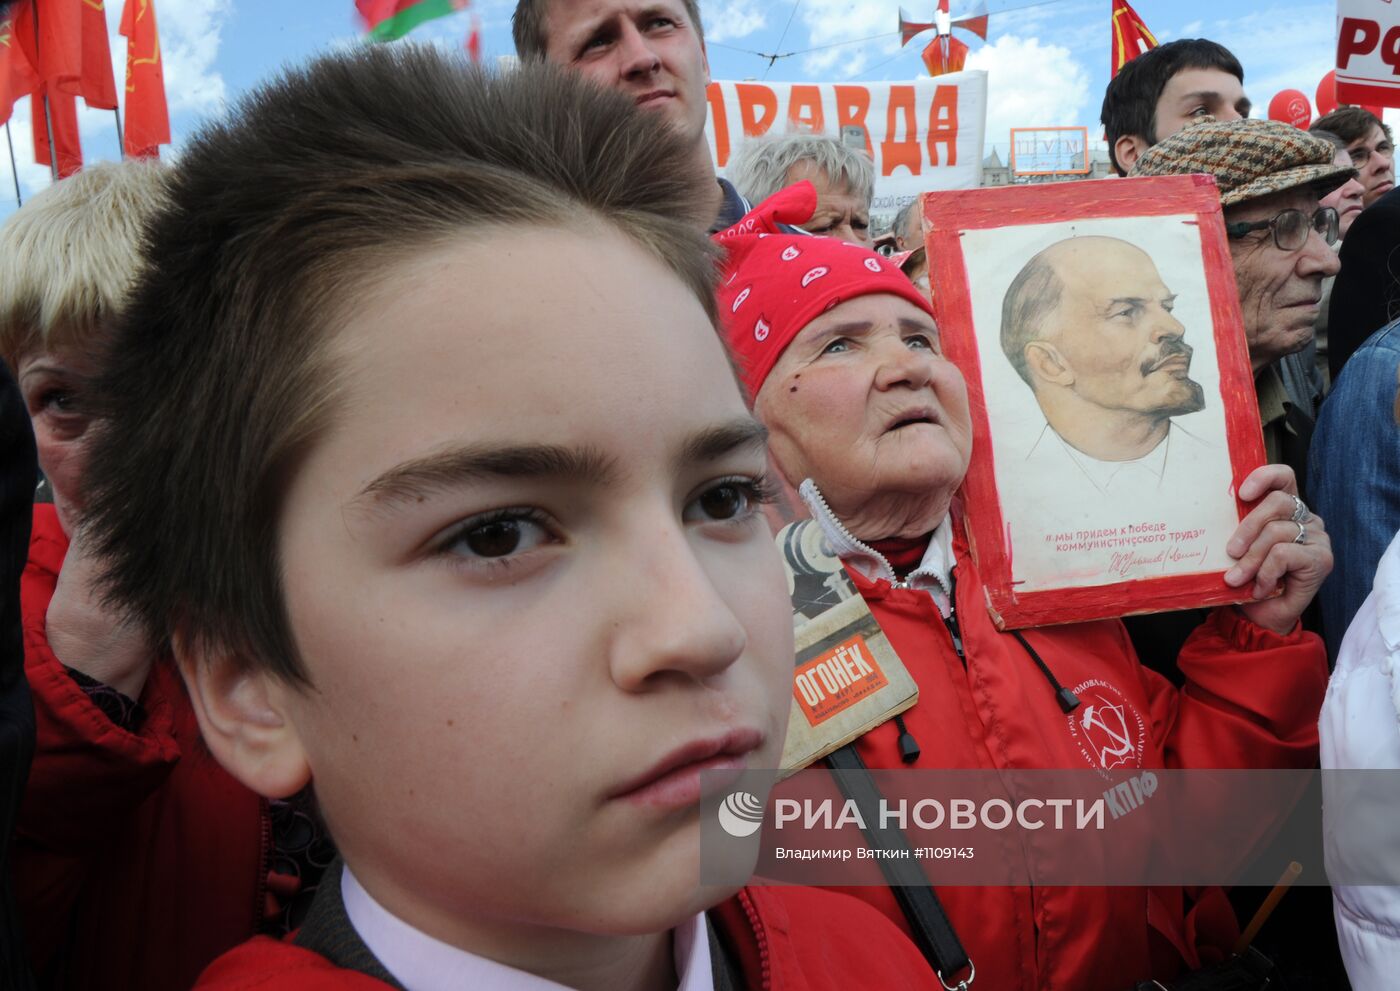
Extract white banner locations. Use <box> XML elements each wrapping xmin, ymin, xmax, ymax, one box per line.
<box><xmin>705</xmin><ymin>72</ymin><xmax>989</xmax><ymax>228</ymax></box>
<box><xmin>1336</xmin><ymin>0</ymin><xmax>1400</xmax><ymax>108</ymax></box>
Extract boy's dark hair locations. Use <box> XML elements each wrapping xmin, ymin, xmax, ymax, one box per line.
<box><xmin>81</xmin><ymin>46</ymin><xmax>718</xmax><ymax>684</ymax></box>
<box><xmin>1312</xmin><ymin>105</ymin><xmax>1393</xmax><ymax>147</ymax></box>
<box><xmin>512</xmin><ymin>0</ymin><xmax>704</xmax><ymax>60</ymax></box>
<box><xmin>1100</xmin><ymin>39</ymin><xmax>1244</xmax><ymax>175</ymax></box>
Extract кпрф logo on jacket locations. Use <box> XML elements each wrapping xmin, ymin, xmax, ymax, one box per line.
<box><xmin>1065</xmin><ymin>679</ymin><xmax>1147</xmax><ymax>772</ymax></box>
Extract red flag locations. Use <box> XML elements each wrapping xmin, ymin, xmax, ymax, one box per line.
<box><xmin>465</xmin><ymin>11</ymin><xmax>480</xmax><ymax>62</ymax></box>
<box><xmin>32</xmin><ymin>82</ymin><xmax>82</xmax><ymax>176</ymax></box>
<box><xmin>1</xmin><ymin>3</ymin><xmax>40</xmax><ymax>125</ymax></box>
<box><xmin>76</xmin><ymin>0</ymin><xmax>117</xmax><ymax>109</ymax></box>
<box><xmin>15</xmin><ymin>0</ymin><xmax>82</xmax><ymax>92</ymax></box>
<box><xmin>119</xmin><ymin>0</ymin><xmax>168</xmax><ymax>158</ymax></box>
<box><xmin>921</xmin><ymin>34</ymin><xmax>968</xmax><ymax>77</ymax></box>
<box><xmin>357</xmin><ymin>0</ymin><xmax>468</xmax><ymax>42</ymax></box>
<box><xmin>1111</xmin><ymin>0</ymin><xmax>1157</xmax><ymax>77</ymax></box>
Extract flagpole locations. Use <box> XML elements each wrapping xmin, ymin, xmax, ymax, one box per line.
<box><xmin>4</xmin><ymin>121</ymin><xmax>21</xmax><ymax>206</ymax></box>
<box><xmin>113</xmin><ymin>108</ymin><xmax>123</xmax><ymax>159</ymax></box>
<box><xmin>29</xmin><ymin>0</ymin><xmax>59</xmax><ymax>180</ymax></box>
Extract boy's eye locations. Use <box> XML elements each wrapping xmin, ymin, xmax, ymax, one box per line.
<box><xmin>821</xmin><ymin>338</ymin><xmax>849</xmax><ymax>354</ymax></box>
<box><xmin>905</xmin><ymin>334</ymin><xmax>933</xmax><ymax>351</ymax></box>
<box><xmin>695</xmin><ymin>484</ymin><xmax>745</xmax><ymax>521</ymax></box>
<box><xmin>445</xmin><ymin>512</ymin><xmax>552</xmax><ymax>559</ymax></box>
<box><xmin>683</xmin><ymin>477</ymin><xmax>772</xmax><ymax>525</ymax></box>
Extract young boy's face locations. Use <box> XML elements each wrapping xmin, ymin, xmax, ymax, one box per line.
<box><xmin>260</xmin><ymin>225</ymin><xmax>793</xmax><ymax>942</ymax></box>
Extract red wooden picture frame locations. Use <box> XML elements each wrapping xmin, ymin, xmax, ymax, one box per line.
<box><xmin>922</xmin><ymin>174</ymin><xmax>1264</xmax><ymax>629</ymax></box>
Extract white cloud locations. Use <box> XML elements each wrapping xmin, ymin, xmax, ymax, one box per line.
<box><xmin>702</xmin><ymin>0</ymin><xmax>769</xmax><ymax>42</ymax></box>
<box><xmin>965</xmin><ymin>34</ymin><xmax>1092</xmax><ymax>153</ymax></box>
<box><xmin>797</xmin><ymin>0</ymin><xmax>904</xmax><ymax>77</ymax></box>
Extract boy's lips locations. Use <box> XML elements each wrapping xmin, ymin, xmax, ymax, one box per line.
<box><xmin>609</xmin><ymin>727</ymin><xmax>765</xmax><ymax>809</ymax></box>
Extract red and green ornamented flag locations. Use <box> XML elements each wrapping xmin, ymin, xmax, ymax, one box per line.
<box><xmin>356</xmin><ymin>0</ymin><xmax>469</xmax><ymax>43</ymax></box>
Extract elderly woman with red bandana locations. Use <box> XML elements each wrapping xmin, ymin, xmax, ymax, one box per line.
<box><xmin>715</xmin><ymin>186</ymin><xmax>1332</xmax><ymax>991</ymax></box>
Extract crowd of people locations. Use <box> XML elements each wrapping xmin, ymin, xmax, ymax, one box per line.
<box><xmin>0</xmin><ymin>0</ymin><xmax>1396</xmax><ymax>989</ymax></box>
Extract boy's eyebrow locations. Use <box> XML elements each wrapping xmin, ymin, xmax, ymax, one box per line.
<box><xmin>355</xmin><ymin>443</ymin><xmax>621</xmax><ymax>509</ymax></box>
<box><xmin>352</xmin><ymin>419</ymin><xmax>768</xmax><ymax>512</ymax></box>
<box><xmin>677</xmin><ymin>418</ymin><xmax>769</xmax><ymax>469</ymax></box>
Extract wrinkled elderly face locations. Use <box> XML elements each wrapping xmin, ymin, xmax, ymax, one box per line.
<box><xmin>17</xmin><ymin>344</ymin><xmax>97</xmax><ymax>535</ymax></box>
<box><xmin>1319</xmin><ymin>148</ymin><xmax>1365</xmax><ymax>238</ymax></box>
<box><xmin>786</xmin><ymin>161</ymin><xmax>872</xmax><ymax>248</ymax></box>
<box><xmin>1346</xmin><ymin>123</ymin><xmax>1395</xmax><ymax>207</ymax></box>
<box><xmin>1226</xmin><ymin>188</ymin><xmax>1341</xmax><ymax>372</ymax></box>
<box><xmin>1030</xmin><ymin>237</ymin><xmax>1204</xmax><ymax>418</ymax></box>
<box><xmin>754</xmin><ymin>294</ymin><xmax>972</xmax><ymax>523</ymax></box>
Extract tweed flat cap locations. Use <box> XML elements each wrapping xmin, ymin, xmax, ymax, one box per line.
<box><xmin>1128</xmin><ymin>117</ymin><xmax>1356</xmax><ymax>206</ymax></box>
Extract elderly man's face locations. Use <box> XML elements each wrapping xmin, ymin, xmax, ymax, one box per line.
<box><xmin>786</xmin><ymin>161</ymin><xmax>872</xmax><ymax>248</ymax></box>
<box><xmin>1031</xmin><ymin>238</ymin><xmax>1204</xmax><ymax>418</ymax></box>
<box><xmin>542</xmin><ymin>0</ymin><xmax>710</xmax><ymax>147</ymax></box>
<box><xmin>1226</xmin><ymin>188</ymin><xmax>1341</xmax><ymax>371</ymax></box>
<box><xmin>755</xmin><ymin>294</ymin><xmax>972</xmax><ymax>522</ymax></box>
<box><xmin>1345</xmin><ymin>123</ymin><xmax>1395</xmax><ymax>207</ymax></box>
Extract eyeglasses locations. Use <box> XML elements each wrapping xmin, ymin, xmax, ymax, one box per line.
<box><xmin>1225</xmin><ymin>207</ymin><xmax>1339</xmax><ymax>251</ymax></box>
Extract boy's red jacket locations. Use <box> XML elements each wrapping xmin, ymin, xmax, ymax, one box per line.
<box><xmin>13</xmin><ymin>504</ymin><xmax>267</xmax><ymax>991</ymax></box>
<box><xmin>193</xmin><ymin>886</ymin><xmax>937</xmax><ymax>989</ymax></box>
<box><xmin>828</xmin><ymin>522</ymin><xmax>1327</xmax><ymax>991</ymax></box>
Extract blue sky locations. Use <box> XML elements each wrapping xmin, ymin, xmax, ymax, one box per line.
<box><xmin>0</xmin><ymin>0</ymin><xmax>1377</xmax><ymax>219</ymax></box>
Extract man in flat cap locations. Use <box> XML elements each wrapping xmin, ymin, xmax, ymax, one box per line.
<box><xmin>1129</xmin><ymin>117</ymin><xmax>1353</xmax><ymax>489</ymax></box>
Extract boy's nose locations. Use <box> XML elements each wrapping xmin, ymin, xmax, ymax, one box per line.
<box><xmin>607</xmin><ymin>519</ymin><xmax>748</xmax><ymax>692</ymax></box>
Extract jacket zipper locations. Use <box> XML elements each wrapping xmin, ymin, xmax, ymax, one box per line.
<box><xmin>798</xmin><ymin>480</ymin><xmax>952</xmax><ymax>599</ymax></box>
<box><xmin>737</xmin><ymin>889</ymin><xmax>773</xmax><ymax>990</ymax></box>
<box><xmin>943</xmin><ymin>574</ymin><xmax>965</xmax><ymax>668</ymax></box>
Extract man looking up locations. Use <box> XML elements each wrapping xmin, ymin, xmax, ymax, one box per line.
<box><xmin>1101</xmin><ymin>38</ymin><xmax>1250</xmax><ymax>177</ymax></box>
<box><xmin>512</xmin><ymin>0</ymin><xmax>748</xmax><ymax>231</ymax></box>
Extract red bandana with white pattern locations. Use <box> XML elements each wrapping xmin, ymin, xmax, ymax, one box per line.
<box><xmin>713</xmin><ymin>181</ymin><xmax>935</xmax><ymax>398</ymax></box>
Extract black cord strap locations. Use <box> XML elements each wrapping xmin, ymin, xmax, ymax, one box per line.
<box><xmin>825</xmin><ymin>743</ymin><xmax>973</xmax><ymax>987</ymax></box>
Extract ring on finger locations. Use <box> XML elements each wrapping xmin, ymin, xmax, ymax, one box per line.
<box><xmin>1293</xmin><ymin>521</ymin><xmax>1308</xmax><ymax>545</ymax></box>
<box><xmin>1290</xmin><ymin>495</ymin><xmax>1312</xmax><ymax>524</ymax></box>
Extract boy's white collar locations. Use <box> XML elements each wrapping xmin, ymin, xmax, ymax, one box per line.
<box><xmin>341</xmin><ymin>864</ymin><xmax>713</xmax><ymax>991</ymax></box>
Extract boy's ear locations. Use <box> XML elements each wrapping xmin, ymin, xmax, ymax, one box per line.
<box><xmin>172</xmin><ymin>631</ymin><xmax>312</xmax><ymax>800</ymax></box>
